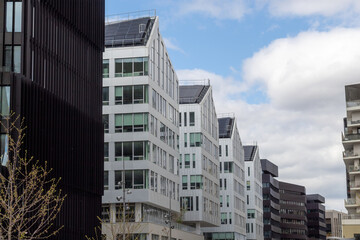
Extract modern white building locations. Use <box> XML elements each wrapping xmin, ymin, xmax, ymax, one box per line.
<box><xmin>341</xmin><ymin>83</ymin><xmax>360</xmax><ymax>239</ymax></box>
<box><xmin>178</xmin><ymin>82</ymin><xmax>221</xmax><ymax>234</ymax></box>
<box><xmin>244</xmin><ymin>145</ymin><xmax>264</xmax><ymax>240</ymax></box>
<box><xmin>202</xmin><ymin>115</ymin><xmax>247</xmax><ymax>240</ymax></box>
<box><xmin>102</xmin><ymin>12</ymin><xmax>203</xmax><ymax>240</ymax></box>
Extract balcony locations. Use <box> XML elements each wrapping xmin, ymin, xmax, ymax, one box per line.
<box><xmin>349</xmin><ymin>119</ymin><xmax>360</xmax><ymax>126</ymax></box>
<box><xmin>349</xmin><ymin>165</ymin><xmax>360</xmax><ymax>174</ymax></box>
<box><xmin>342</xmin><ymin>133</ymin><xmax>360</xmax><ymax>143</ymax></box>
<box><xmin>343</xmin><ymin>214</ymin><xmax>360</xmax><ymax>220</ymax></box>
<box><xmin>347</xmin><ymin>101</ymin><xmax>360</xmax><ymax>109</ymax></box>
<box><xmin>343</xmin><ymin>151</ymin><xmax>358</xmax><ymax>158</ymax></box>
<box><xmin>344</xmin><ymin>198</ymin><xmax>359</xmax><ymax>207</ymax></box>
<box><xmin>350</xmin><ymin>182</ymin><xmax>360</xmax><ymax>189</ymax></box>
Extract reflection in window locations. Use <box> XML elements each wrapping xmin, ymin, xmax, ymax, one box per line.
<box><xmin>114</xmin><ymin>141</ymin><xmax>149</xmax><ymax>161</ymax></box>
<box><xmin>115</xmin><ymin>113</ymin><xmax>148</xmax><ymax>133</ymax></box>
<box><xmin>102</xmin><ymin>87</ymin><xmax>109</xmax><ymax>105</ymax></box>
<box><xmin>115</xmin><ymin>57</ymin><xmax>148</xmax><ymax>77</ymax></box>
<box><xmin>4</xmin><ymin>45</ymin><xmax>21</xmax><ymax>73</ymax></box>
<box><xmin>0</xmin><ymin>134</ymin><xmax>9</xmax><ymax>166</ymax></box>
<box><xmin>0</xmin><ymin>86</ymin><xmax>10</xmax><ymax>116</ymax></box>
<box><xmin>5</xmin><ymin>2</ymin><xmax>21</xmax><ymax>32</ymax></box>
<box><xmin>103</xmin><ymin>59</ymin><xmax>109</xmax><ymax>78</ymax></box>
<box><xmin>114</xmin><ymin>170</ymin><xmax>148</xmax><ymax>190</ymax></box>
<box><xmin>190</xmin><ymin>133</ymin><xmax>202</xmax><ymax>147</ymax></box>
<box><xmin>115</xmin><ymin>85</ymin><xmax>148</xmax><ymax>105</ymax></box>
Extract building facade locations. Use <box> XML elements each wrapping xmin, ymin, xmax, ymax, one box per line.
<box><xmin>342</xmin><ymin>83</ymin><xmax>360</xmax><ymax>239</ymax></box>
<box><xmin>325</xmin><ymin>210</ymin><xmax>346</xmax><ymax>238</ymax></box>
<box><xmin>102</xmin><ymin>13</ymin><xmax>203</xmax><ymax>240</ymax></box>
<box><xmin>0</xmin><ymin>1</ymin><xmax>105</xmax><ymax>239</ymax></box>
<box><xmin>244</xmin><ymin>145</ymin><xmax>264</xmax><ymax>240</ymax></box>
<box><xmin>203</xmin><ymin>115</ymin><xmax>247</xmax><ymax>240</ymax></box>
<box><xmin>179</xmin><ymin>83</ymin><xmax>220</xmax><ymax>233</ymax></box>
<box><xmin>307</xmin><ymin>194</ymin><xmax>326</xmax><ymax>240</ymax></box>
<box><xmin>279</xmin><ymin>181</ymin><xmax>307</xmax><ymax>240</ymax></box>
<box><xmin>261</xmin><ymin>159</ymin><xmax>281</xmax><ymax>240</ymax></box>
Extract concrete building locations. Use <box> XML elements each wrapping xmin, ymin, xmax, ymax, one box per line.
<box><xmin>342</xmin><ymin>83</ymin><xmax>360</xmax><ymax>239</ymax></box>
<box><xmin>244</xmin><ymin>145</ymin><xmax>264</xmax><ymax>240</ymax></box>
<box><xmin>0</xmin><ymin>1</ymin><xmax>105</xmax><ymax>239</ymax></box>
<box><xmin>325</xmin><ymin>210</ymin><xmax>346</xmax><ymax>238</ymax></box>
<box><xmin>178</xmin><ymin>82</ymin><xmax>220</xmax><ymax>234</ymax></box>
<box><xmin>261</xmin><ymin>159</ymin><xmax>281</xmax><ymax>240</ymax></box>
<box><xmin>102</xmin><ymin>12</ymin><xmax>203</xmax><ymax>240</ymax></box>
<box><xmin>307</xmin><ymin>194</ymin><xmax>326</xmax><ymax>240</ymax></box>
<box><xmin>203</xmin><ymin>115</ymin><xmax>247</xmax><ymax>240</ymax></box>
<box><xmin>279</xmin><ymin>181</ymin><xmax>307</xmax><ymax>240</ymax></box>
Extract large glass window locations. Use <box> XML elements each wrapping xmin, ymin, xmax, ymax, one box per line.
<box><xmin>102</xmin><ymin>87</ymin><xmax>109</xmax><ymax>105</ymax></box>
<box><xmin>114</xmin><ymin>141</ymin><xmax>149</xmax><ymax>161</ymax></box>
<box><xmin>223</xmin><ymin>162</ymin><xmax>233</xmax><ymax>173</ymax></box>
<box><xmin>115</xmin><ymin>57</ymin><xmax>149</xmax><ymax>77</ymax></box>
<box><xmin>190</xmin><ymin>175</ymin><xmax>202</xmax><ymax>189</ymax></box>
<box><xmin>6</xmin><ymin>2</ymin><xmax>13</xmax><ymax>32</ymax></box>
<box><xmin>247</xmin><ymin>209</ymin><xmax>255</xmax><ymax>219</ymax></box>
<box><xmin>103</xmin><ymin>59</ymin><xmax>109</xmax><ymax>78</ymax></box>
<box><xmin>5</xmin><ymin>2</ymin><xmax>22</xmax><ymax>32</ymax></box>
<box><xmin>115</xmin><ymin>113</ymin><xmax>148</xmax><ymax>133</ymax></box>
<box><xmin>0</xmin><ymin>86</ymin><xmax>10</xmax><ymax>116</ymax></box>
<box><xmin>189</xmin><ymin>112</ymin><xmax>195</xmax><ymax>126</ymax></box>
<box><xmin>190</xmin><ymin>133</ymin><xmax>202</xmax><ymax>147</ymax></box>
<box><xmin>184</xmin><ymin>154</ymin><xmax>190</xmax><ymax>168</ymax></box>
<box><xmin>0</xmin><ymin>134</ymin><xmax>9</xmax><ymax>166</ymax></box>
<box><xmin>14</xmin><ymin>2</ymin><xmax>22</xmax><ymax>32</ymax></box>
<box><xmin>123</xmin><ymin>86</ymin><xmax>132</xmax><ymax>104</ymax></box>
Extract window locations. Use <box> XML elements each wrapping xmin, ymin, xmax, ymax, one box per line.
<box><xmin>247</xmin><ymin>195</ymin><xmax>249</xmax><ymax>205</ymax></box>
<box><xmin>179</xmin><ymin>112</ymin><xmax>181</xmax><ymax>126</ymax></box>
<box><xmin>115</xmin><ymin>57</ymin><xmax>149</xmax><ymax>77</ymax></box>
<box><xmin>192</xmin><ymin>154</ymin><xmax>196</xmax><ymax>168</ymax></box>
<box><xmin>180</xmin><ymin>197</ymin><xmax>193</xmax><ymax>211</ymax></box>
<box><xmin>184</xmin><ymin>112</ymin><xmax>187</xmax><ymax>126</ymax></box>
<box><xmin>115</xmin><ymin>171</ymin><xmax>122</xmax><ymax>189</ymax></box>
<box><xmin>0</xmin><ymin>134</ymin><xmax>9</xmax><ymax>166</ymax></box>
<box><xmin>223</xmin><ymin>162</ymin><xmax>233</xmax><ymax>173</ymax></box>
<box><xmin>104</xmin><ymin>143</ymin><xmax>109</xmax><ymax>162</ymax></box>
<box><xmin>220</xmin><ymin>195</ymin><xmax>223</xmax><ymax>207</ymax></box>
<box><xmin>189</xmin><ymin>112</ymin><xmax>195</xmax><ymax>126</ymax></box>
<box><xmin>123</xmin><ymin>86</ymin><xmax>132</xmax><ymax>104</ymax></box>
<box><xmin>114</xmin><ymin>141</ymin><xmax>149</xmax><ymax>161</ymax></box>
<box><xmin>224</xmin><ymin>178</ymin><xmax>227</xmax><ymax>190</ymax></box>
<box><xmin>219</xmin><ymin>145</ymin><xmax>222</xmax><ymax>157</ymax></box>
<box><xmin>246</xmin><ymin>181</ymin><xmax>250</xmax><ymax>190</ymax></box>
<box><xmin>190</xmin><ymin>175</ymin><xmax>202</xmax><ymax>189</ymax></box>
<box><xmin>102</xmin><ymin>87</ymin><xmax>109</xmax><ymax>105</ymax></box>
<box><xmin>6</xmin><ymin>1</ymin><xmax>22</xmax><ymax>32</ymax></box>
<box><xmin>184</xmin><ymin>133</ymin><xmax>187</xmax><ymax>147</ymax></box>
<box><xmin>103</xmin><ymin>115</ymin><xmax>109</xmax><ymax>133</ymax></box>
<box><xmin>225</xmin><ymin>145</ymin><xmax>228</xmax><ymax>156</ymax></box>
<box><xmin>104</xmin><ymin>171</ymin><xmax>109</xmax><ymax>190</ymax></box>
<box><xmin>248</xmin><ymin>167</ymin><xmax>250</xmax><ymax>176</ymax></box>
<box><xmin>184</xmin><ymin>154</ymin><xmax>190</xmax><ymax>168</ymax></box>
<box><xmin>226</xmin><ymin>195</ymin><xmax>230</xmax><ymax>207</ymax></box>
<box><xmin>115</xmin><ymin>113</ymin><xmax>148</xmax><ymax>133</ymax></box>
<box><xmin>0</xmin><ymin>86</ymin><xmax>10</xmax><ymax>116</ymax></box>
<box><xmin>103</xmin><ymin>59</ymin><xmax>109</xmax><ymax>78</ymax></box>
<box><xmin>182</xmin><ymin>175</ymin><xmax>188</xmax><ymax>190</ymax></box>
<box><xmin>114</xmin><ymin>85</ymin><xmax>148</xmax><ymax>105</ymax></box>
<box><xmin>221</xmin><ymin>212</ymin><xmax>227</xmax><ymax>224</ymax></box>
<box><xmin>247</xmin><ymin>209</ymin><xmax>255</xmax><ymax>219</ymax></box>
<box><xmin>4</xmin><ymin>45</ymin><xmax>21</xmax><ymax>73</ymax></box>
<box><xmin>102</xmin><ymin>204</ymin><xmax>110</xmax><ymax>223</ymax></box>
<box><xmin>190</xmin><ymin>133</ymin><xmax>202</xmax><ymax>147</ymax></box>
<box><xmin>115</xmin><ymin>86</ymin><xmax>123</xmax><ymax>104</ymax></box>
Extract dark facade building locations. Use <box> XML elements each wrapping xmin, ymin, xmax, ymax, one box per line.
<box><xmin>307</xmin><ymin>194</ymin><xmax>326</xmax><ymax>240</ymax></box>
<box><xmin>261</xmin><ymin>159</ymin><xmax>281</xmax><ymax>240</ymax></box>
<box><xmin>279</xmin><ymin>181</ymin><xmax>307</xmax><ymax>240</ymax></box>
<box><xmin>0</xmin><ymin>1</ymin><xmax>104</xmax><ymax>239</ymax></box>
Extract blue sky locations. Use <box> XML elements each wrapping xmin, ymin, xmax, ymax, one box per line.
<box><xmin>106</xmin><ymin>0</ymin><xmax>360</xmax><ymax>212</ymax></box>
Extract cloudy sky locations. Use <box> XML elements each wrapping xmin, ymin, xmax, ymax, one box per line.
<box><xmin>106</xmin><ymin>0</ymin><xmax>360</xmax><ymax>212</ymax></box>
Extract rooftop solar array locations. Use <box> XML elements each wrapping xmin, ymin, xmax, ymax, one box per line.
<box><xmin>179</xmin><ymin>85</ymin><xmax>210</xmax><ymax>104</ymax></box>
<box><xmin>105</xmin><ymin>17</ymin><xmax>154</xmax><ymax>47</ymax></box>
<box><xmin>218</xmin><ymin>117</ymin><xmax>234</xmax><ymax>138</ymax></box>
<box><xmin>244</xmin><ymin>145</ymin><xmax>256</xmax><ymax>161</ymax></box>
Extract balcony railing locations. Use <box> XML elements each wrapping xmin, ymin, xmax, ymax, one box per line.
<box><xmin>343</xmin><ymin>214</ymin><xmax>360</xmax><ymax>219</ymax></box>
<box><xmin>344</xmin><ymin>198</ymin><xmax>357</xmax><ymax>205</ymax></box>
<box><xmin>350</xmin><ymin>182</ymin><xmax>360</xmax><ymax>188</ymax></box>
<box><xmin>142</xmin><ymin>215</ymin><xmax>196</xmax><ymax>233</ymax></box>
<box><xmin>347</xmin><ymin>101</ymin><xmax>360</xmax><ymax>108</ymax></box>
<box><xmin>343</xmin><ymin>133</ymin><xmax>360</xmax><ymax>141</ymax></box>
<box><xmin>343</xmin><ymin>151</ymin><xmax>358</xmax><ymax>158</ymax></box>
<box><xmin>349</xmin><ymin>165</ymin><xmax>360</xmax><ymax>172</ymax></box>
<box><xmin>350</xmin><ymin>119</ymin><xmax>360</xmax><ymax>125</ymax></box>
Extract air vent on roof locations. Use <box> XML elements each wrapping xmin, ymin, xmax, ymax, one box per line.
<box><xmin>139</xmin><ymin>24</ymin><xmax>146</xmax><ymax>33</ymax></box>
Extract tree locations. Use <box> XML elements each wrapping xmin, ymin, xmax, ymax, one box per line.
<box><xmin>0</xmin><ymin>115</ymin><xmax>66</xmax><ymax>240</ymax></box>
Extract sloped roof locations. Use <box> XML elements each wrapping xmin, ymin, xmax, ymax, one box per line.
<box><xmin>218</xmin><ymin>117</ymin><xmax>234</xmax><ymax>138</ymax></box>
<box><xmin>244</xmin><ymin>145</ymin><xmax>257</xmax><ymax>161</ymax></box>
<box><xmin>179</xmin><ymin>85</ymin><xmax>210</xmax><ymax>104</ymax></box>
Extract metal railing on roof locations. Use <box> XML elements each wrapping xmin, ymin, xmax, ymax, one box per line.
<box><xmin>105</xmin><ymin>9</ymin><xmax>156</xmax><ymax>24</ymax></box>
<box><xmin>217</xmin><ymin>113</ymin><xmax>235</xmax><ymax>118</ymax></box>
<box><xmin>179</xmin><ymin>79</ymin><xmax>210</xmax><ymax>86</ymax></box>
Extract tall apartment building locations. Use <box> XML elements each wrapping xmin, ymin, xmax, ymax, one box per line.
<box><xmin>244</xmin><ymin>145</ymin><xmax>264</xmax><ymax>240</ymax></box>
<box><xmin>279</xmin><ymin>181</ymin><xmax>307</xmax><ymax>240</ymax></box>
<box><xmin>342</xmin><ymin>83</ymin><xmax>360</xmax><ymax>239</ymax></box>
<box><xmin>102</xmin><ymin>13</ymin><xmax>202</xmax><ymax>240</ymax></box>
<box><xmin>307</xmin><ymin>194</ymin><xmax>326</xmax><ymax>240</ymax></box>
<box><xmin>0</xmin><ymin>1</ymin><xmax>104</xmax><ymax>239</ymax></box>
<box><xmin>203</xmin><ymin>115</ymin><xmax>247</xmax><ymax>240</ymax></box>
<box><xmin>178</xmin><ymin>83</ymin><xmax>220</xmax><ymax>234</ymax></box>
<box><xmin>261</xmin><ymin>159</ymin><xmax>281</xmax><ymax>240</ymax></box>
<box><xmin>325</xmin><ymin>210</ymin><xmax>346</xmax><ymax>238</ymax></box>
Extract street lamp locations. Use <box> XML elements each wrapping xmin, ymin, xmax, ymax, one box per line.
<box><xmin>164</xmin><ymin>191</ymin><xmax>174</xmax><ymax>239</ymax></box>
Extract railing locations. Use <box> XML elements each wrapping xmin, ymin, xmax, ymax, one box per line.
<box><xmin>347</xmin><ymin>101</ymin><xmax>360</xmax><ymax>108</ymax></box>
<box><xmin>344</xmin><ymin>198</ymin><xmax>357</xmax><ymax>205</ymax></box>
<box><xmin>343</xmin><ymin>151</ymin><xmax>358</xmax><ymax>157</ymax></box>
<box><xmin>142</xmin><ymin>215</ymin><xmax>197</xmax><ymax>233</ymax></box>
<box><xmin>343</xmin><ymin>214</ymin><xmax>360</xmax><ymax>219</ymax></box>
<box><xmin>105</xmin><ymin>9</ymin><xmax>156</xmax><ymax>24</ymax></box>
<box><xmin>179</xmin><ymin>79</ymin><xmax>210</xmax><ymax>86</ymax></box>
<box><xmin>343</xmin><ymin>133</ymin><xmax>360</xmax><ymax>141</ymax></box>
<box><xmin>350</xmin><ymin>182</ymin><xmax>360</xmax><ymax>188</ymax></box>
<box><xmin>350</xmin><ymin>119</ymin><xmax>360</xmax><ymax>125</ymax></box>
<box><xmin>349</xmin><ymin>165</ymin><xmax>360</xmax><ymax>172</ymax></box>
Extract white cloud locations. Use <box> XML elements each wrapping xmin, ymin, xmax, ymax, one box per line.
<box><xmin>177</xmin><ymin>0</ymin><xmax>248</xmax><ymax>21</ymax></box>
<box><xmin>177</xmin><ymin>27</ymin><xmax>360</xmax><ymax>211</ymax></box>
<box><xmin>163</xmin><ymin>37</ymin><xmax>185</xmax><ymax>54</ymax></box>
<box><xmin>266</xmin><ymin>0</ymin><xmax>360</xmax><ymax>17</ymax></box>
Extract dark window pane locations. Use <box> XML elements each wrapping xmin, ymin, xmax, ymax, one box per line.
<box><xmin>115</xmin><ymin>59</ymin><xmax>123</xmax><ymax>77</ymax></box>
<box><xmin>123</xmin><ymin>114</ymin><xmax>133</xmax><ymax>132</ymax></box>
<box><xmin>115</xmin><ymin>142</ymin><xmax>122</xmax><ymax>161</ymax></box>
<box><xmin>133</xmin><ymin>141</ymin><xmax>144</xmax><ymax>160</ymax></box>
<box><xmin>115</xmin><ymin>171</ymin><xmax>122</xmax><ymax>189</ymax></box>
<box><xmin>125</xmin><ymin>171</ymin><xmax>133</xmax><ymax>188</ymax></box>
<box><xmin>103</xmin><ymin>59</ymin><xmax>109</xmax><ymax>78</ymax></box>
<box><xmin>123</xmin><ymin>86</ymin><xmax>132</xmax><ymax>104</ymax></box>
<box><xmin>133</xmin><ymin>85</ymin><xmax>144</xmax><ymax>104</ymax></box>
<box><xmin>104</xmin><ymin>143</ymin><xmax>109</xmax><ymax>161</ymax></box>
<box><xmin>133</xmin><ymin>58</ymin><xmax>143</xmax><ymax>76</ymax></box>
<box><xmin>0</xmin><ymin>134</ymin><xmax>8</xmax><ymax>166</ymax></box>
<box><xmin>144</xmin><ymin>57</ymin><xmax>149</xmax><ymax>75</ymax></box>
<box><xmin>134</xmin><ymin>170</ymin><xmax>144</xmax><ymax>189</ymax></box>
<box><xmin>103</xmin><ymin>115</ymin><xmax>109</xmax><ymax>133</ymax></box>
<box><xmin>123</xmin><ymin>59</ymin><xmax>132</xmax><ymax>76</ymax></box>
<box><xmin>4</xmin><ymin>46</ymin><xmax>12</xmax><ymax>71</ymax></box>
<box><xmin>102</xmin><ymin>87</ymin><xmax>109</xmax><ymax>105</ymax></box>
<box><xmin>123</xmin><ymin>142</ymin><xmax>133</xmax><ymax>161</ymax></box>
